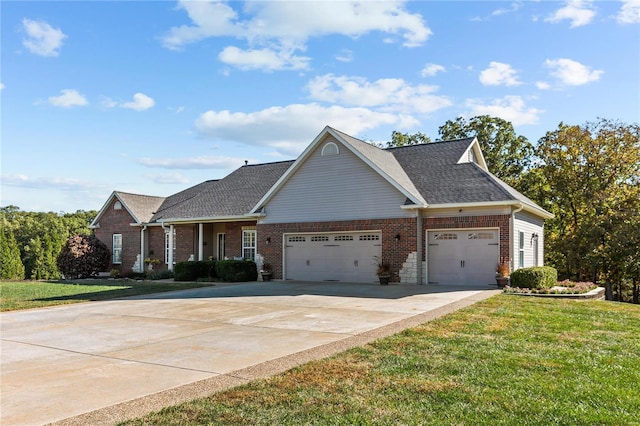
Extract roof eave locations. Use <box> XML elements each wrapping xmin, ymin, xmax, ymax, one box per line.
<box><xmin>157</xmin><ymin>214</ymin><xmax>259</xmax><ymax>224</ymax></box>
<box><xmin>421</xmin><ymin>200</ymin><xmax>554</xmax><ymax>219</ymax></box>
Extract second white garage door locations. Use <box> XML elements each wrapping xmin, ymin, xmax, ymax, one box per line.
<box><xmin>284</xmin><ymin>231</ymin><xmax>382</xmax><ymax>283</ymax></box>
<box><xmin>427</xmin><ymin>229</ymin><xmax>499</xmax><ymax>287</ymax></box>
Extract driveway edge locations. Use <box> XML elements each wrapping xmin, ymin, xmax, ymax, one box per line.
<box><xmin>51</xmin><ymin>289</ymin><xmax>501</xmax><ymax>426</ymax></box>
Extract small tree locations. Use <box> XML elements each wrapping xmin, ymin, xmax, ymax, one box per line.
<box><xmin>0</xmin><ymin>228</ymin><xmax>25</xmax><ymax>279</ymax></box>
<box><xmin>57</xmin><ymin>234</ymin><xmax>110</xmax><ymax>279</ymax></box>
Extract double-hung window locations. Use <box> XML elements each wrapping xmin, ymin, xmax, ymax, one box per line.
<box><xmin>242</xmin><ymin>229</ymin><xmax>256</xmax><ymax>261</ymax></box>
<box><xmin>112</xmin><ymin>234</ymin><xmax>122</xmax><ymax>264</ymax></box>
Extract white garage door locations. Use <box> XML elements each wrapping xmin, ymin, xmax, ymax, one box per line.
<box><xmin>427</xmin><ymin>229</ymin><xmax>499</xmax><ymax>287</ymax></box>
<box><xmin>284</xmin><ymin>232</ymin><xmax>382</xmax><ymax>283</ymax></box>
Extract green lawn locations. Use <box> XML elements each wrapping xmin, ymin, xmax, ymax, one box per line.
<box><xmin>122</xmin><ymin>295</ymin><xmax>640</xmax><ymax>425</ymax></box>
<box><xmin>0</xmin><ymin>280</ymin><xmax>214</xmax><ymax>311</ymax></box>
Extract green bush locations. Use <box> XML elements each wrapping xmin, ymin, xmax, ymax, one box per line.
<box><xmin>174</xmin><ymin>261</ymin><xmax>215</xmax><ymax>281</ymax></box>
<box><xmin>510</xmin><ymin>266</ymin><xmax>558</xmax><ymax>289</ymax></box>
<box><xmin>215</xmin><ymin>260</ymin><xmax>258</xmax><ymax>282</ymax></box>
<box><xmin>147</xmin><ymin>270</ymin><xmax>175</xmax><ymax>280</ymax></box>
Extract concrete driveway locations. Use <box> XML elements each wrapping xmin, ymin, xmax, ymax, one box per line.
<box><xmin>1</xmin><ymin>281</ymin><xmax>499</xmax><ymax>425</ymax></box>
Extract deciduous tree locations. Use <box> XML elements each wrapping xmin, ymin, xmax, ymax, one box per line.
<box><xmin>536</xmin><ymin>118</ymin><xmax>640</xmax><ymax>302</ymax></box>
<box><xmin>438</xmin><ymin>115</ymin><xmax>534</xmax><ymax>187</ymax></box>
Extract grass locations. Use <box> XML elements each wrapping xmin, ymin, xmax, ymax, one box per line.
<box><xmin>122</xmin><ymin>295</ymin><xmax>640</xmax><ymax>425</ymax></box>
<box><xmin>0</xmin><ymin>280</ymin><xmax>214</xmax><ymax>311</ymax></box>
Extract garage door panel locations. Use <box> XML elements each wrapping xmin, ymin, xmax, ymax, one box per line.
<box><xmin>428</xmin><ymin>230</ymin><xmax>498</xmax><ymax>287</ymax></box>
<box><xmin>285</xmin><ymin>232</ymin><xmax>380</xmax><ymax>283</ymax></box>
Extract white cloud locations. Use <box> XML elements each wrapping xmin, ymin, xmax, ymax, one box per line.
<box><xmin>536</xmin><ymin>81</ymin><xmax>552</xmax><ymax>90</ymax></box>
<box><xmin>479</xmin><ymin>62</ymin><xmax>522</xmax><ymax>86</ymax></box>
<box><xmin>22</xmin><ymin>19</ymin><xmax>67</xmax><ymax>57</ymax></box>
<box><xmin>0</xmin><ymin>83</ymin><xmax>4</xmax><ymax>90</ymax></box>
<box><xmin>218</xmin><ymin>46</ymin><xmax>310</xmax><ymax>71</ymax></box>
<box><xmin>335</xmin><ymin>49</ymin><xmax>353</xmax><ymax>63</ymax></box>
<box><xmin>421</xmin><ymin>63</ymin><xmax>446</xmax><ymax>77</ymax></box>
<box><xmin>465</xmin><ymin>96</ymin><xmax>543</xmax><ymax>126</ymax></box>
<box><xmin>138</xmin><ymin>155</ymin><xmax>254</xmax><ymax>169</ymax></box>
<box><xmin>545</xmin><ymin>1</ymin><xmax>596</xmax><ymax>28</ymax></box>
<box><xmin>47</xmin><ymin>89</ymin><xmax>88</xmax><ymax>108</ymax></box>
<box><xmin>617</xmin><ymin>0</ymin><xmax>640</xmax><ymax>24</ymax></box>
<box><xmin>194</xmin><ymin>103</ymin><xmax>417</xmax><ymax>155</ymax></box>
<box><xmin>145</xmin><ymin>173</ymin><xmax>191</xmax><ymax>184</ymax></box>
<box><xmin>163</xmin><ymin>1</ymin><xmax>431</xmax><ymax>71</ymax></box>
<box><xmin>472</xmin><ymin>2</ymin><xmax>522</xmax><ymax>21</ymax></box>
<box><xmin>545</xmin><ymin>58</ymin><xmax>603</xmax><ymax>85</ymax></box>
<box><xmin>121</xmin><ymin>93</ymin><xmax>155</xmax><ymax>111</ymax></box>
<box><xmin>306</xmin><ymin>74</ymin><xmax>451</xmax><ymax>114</ymax></box>
<box><xmin>1</xmin><ymin>173</ymin><xmax>103</xmax><ymax>191</ymax></box>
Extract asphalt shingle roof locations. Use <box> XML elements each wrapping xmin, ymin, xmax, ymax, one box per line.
<box><xmin>388</xmin><ymin>139</ymin><xmax>536</xmax><ymax>206</ymax></box>
<box><xmin>114</xmin><ymin>192</ymin><xmax>165</xmax><ymax>223</ymax></box>
<box><xmin>151</xmin><ymin>160</ymin><xmax>294</xmax><ymax>221</ymax></box>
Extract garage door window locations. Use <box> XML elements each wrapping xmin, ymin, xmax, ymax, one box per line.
<box><xmin>311</xmin><ymin>236</ymin><xmax>329</xmax><ymax>242</ymax></box>
<box><xmin>243</xmin><ymin>230</ymin><xmax>256</xmax><ymax>260</ymax></box>
<box><xmin>434</xmin><ymin>233</ymin><xmax>457</xmax><ymax>240</ymax></box>
<box><xmin>334</xmin><ymin>235</ymin><xmax>353</xmax><ymax>241</ymax></box>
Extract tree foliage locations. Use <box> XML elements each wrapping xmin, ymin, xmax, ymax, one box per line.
<box><xmin>385</xmin><ymin>131</ymin><xmax>431</xmax><ymax>148</ymax></box>
<box><xmin>57</xmin><ymin>234</ymin><xmax>110</xmax><ymax>279</ymax></box>
<box><xmin>536</xmin><ymin>118</ymin><xmax>640</xmax><ymax>300</ymax></box>
<box><xmin>438</xmin><ymin>115</ymin><xmax>534</xmax><ymax>187</ymax></box>
<box><xmin>0</xmin><ymin>206</ymin><xmax>96</xmax><ymax>280</ymax></box>
<box><xmin>0</xmin><ymin>227</ymin><xmax>25</xmax><ymax>279</ymax></box>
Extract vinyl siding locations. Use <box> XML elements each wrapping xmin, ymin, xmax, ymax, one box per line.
<box><xmin>513</xmin><ymin>211</ymin><xmax>544</xmax><ymax>269</ymax></box>
<box><xmin>260</xmin><ymin>136</ymin><xmax>412</xmax><ymax>224</ymax></box>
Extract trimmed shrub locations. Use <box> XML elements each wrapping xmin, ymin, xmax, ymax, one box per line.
<box><xmin>510</xmin><ymin>266</ymin><xmax>558</xmax><ymax>289</ymax></box>
<box><xmin>56</xmin><ymin>234</ymin><xmax>110</xmax><ymax>279</ymax></box>
<box><xmin>216</xmin><ymin>260</ymin><xmax>258</xmax><ymax>282</ymax></box>
<box><xmin>174</xmin><ymin>260</ymin><xmax>215</xmax><ymax>281</ymax></box>
<box><xmin>147</xmin><ymin>270</ymin><xmax>175</xmax><ymax>280</ymax></box>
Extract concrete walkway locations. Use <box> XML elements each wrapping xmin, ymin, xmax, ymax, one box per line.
<box><xmin>1</xmin><ymin>281</ymin><xmax>500</xmax><ymax>425</ymax></box>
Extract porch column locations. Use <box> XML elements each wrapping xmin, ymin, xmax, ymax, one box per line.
<box><xmin>139</xmin><ymin>226</ymin><xmax>145</xmax><ymax>273</ymax></box>
<box><xmin>198</xmin><ymin>223</ymin><xmax>204</xmax><ymax>261</ymax></box>
<box><xmin>168</xmin><ymin>224</ymin><xmax>175</xmax><ymax>271</ymax></box>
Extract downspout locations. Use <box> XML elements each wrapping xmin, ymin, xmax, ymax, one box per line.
<box><xmin>140</xmin><ymin>225</ymin><xmax>147</xmax><ymax>273</ymax></box>
<box><xmin>511</xmin><ymin>204</ymin><xmax>524</xmax><ymax>271</ymax></box>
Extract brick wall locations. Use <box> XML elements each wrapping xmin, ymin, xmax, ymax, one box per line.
<box><xmin>94</xmin><ymin>198</ymin><xmax>141</xmax><ymax>273</ymax></box>
<box><xmin>257</xmin><ymin>217</ymin><xmax>417</xmax><ymax>282</ymax></box>
<box><xmin>147</xmin><ymin>226</ymin><xmax>166</xmax><ymax>270</ymax></box>
<box><xmin>424</xmin><ymin>214</ymin><xmax>511</xmax><ymax>263</ymax></box>
<box><xmin>225</xmin><ymin>221</ymin><xmax>258</xmax><ymax>259</ymax></box>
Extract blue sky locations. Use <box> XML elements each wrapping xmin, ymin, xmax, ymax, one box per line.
<box><xmin>2</xmin><ymin>1</ymin><xmax>639</xmax><ymax>213</ymax></box>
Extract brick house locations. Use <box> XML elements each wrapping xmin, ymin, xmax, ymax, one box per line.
<box><xmin>90</xmin><ymin>126</ymin><xmax>552</xmax><ymax>286</ymax></box>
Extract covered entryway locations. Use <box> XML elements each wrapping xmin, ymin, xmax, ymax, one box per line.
<box><xmin>284</xmin><ymin>231</ymin><xmax>382</xmax><ymax>282</ymax></box>
<box><xmin>427</xmin><ymin>229</ymin><xmax>499</xmax><ymax>287</ymax></box>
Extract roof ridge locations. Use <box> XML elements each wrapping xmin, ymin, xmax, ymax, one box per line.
<box><xmin>384</xmin><ymin>137</ymin><xmax>475</xmax><ymax>151</ymax></box>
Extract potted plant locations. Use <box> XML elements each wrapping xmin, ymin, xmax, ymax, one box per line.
<box><xmin>496</xmin><ymin>262</ymin><xmax>510</xmax><ymax>288</ymax></box>
<box><xmin>260</xmin><ymin>263</ymin><xmax>272</xmax><ymax>282</ymax></box>
<box><xmin>375</xmin><ymin>256</ymin><xmax>391</xmax><ymax>285</ymax></box>
<box><xmin>144</xmin><ymin>257</ymin><xmax>160</xmax><ymax>271</ymax></box>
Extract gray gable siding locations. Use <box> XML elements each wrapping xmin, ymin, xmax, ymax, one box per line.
<box><xmin>259</xmin><ymin>137</ymin><xmax>412</xmax><ymax>224</ymax></box>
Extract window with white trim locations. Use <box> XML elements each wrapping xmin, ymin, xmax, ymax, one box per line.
<box><xmin>243</xmin><ymin>229</ymin><xmax>256</xmax><ymax>260</ymax></box>
<box><xmin>518</xmin><ymin>231</ymin><xmax>525</xmax><ymax>268</ymax></box>
<box><xmin>165</xmin><ymin>230</ymin><xmax>176</xmax><ymax>265</ymax></box>
<box><xmin>112</xmin><ymin>234</ymin><xmax>122</xmax><ymax>264</ymax></box>
<box><xmin>321</xmin><ymin>142</ymin><xmax>339</xmax><ymax>156</ymax></box>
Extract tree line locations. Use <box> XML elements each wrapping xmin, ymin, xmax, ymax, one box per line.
<box><xmin>1</xmin><ymin>116</ymin><xmax>638</xmax><ymax>303</ymax></box>
<box><xmin>0</xmin><ymin>207</ymin><xmax>97</xmax><ymax>280</ymax></box>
